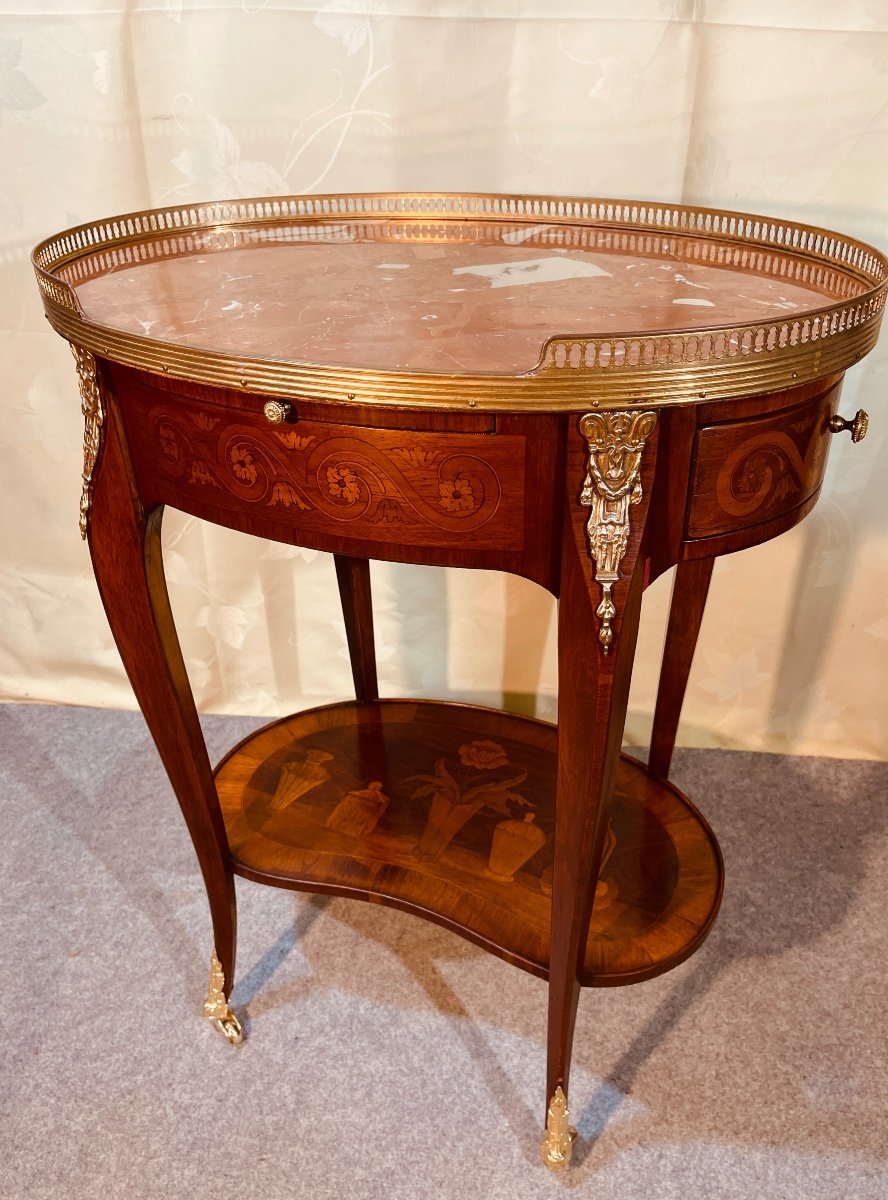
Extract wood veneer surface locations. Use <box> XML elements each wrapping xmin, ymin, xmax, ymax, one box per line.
<box><xmin>215</xmin><ymin>700</ymin><xmax>723</xmax><ymax>986</ymax></box>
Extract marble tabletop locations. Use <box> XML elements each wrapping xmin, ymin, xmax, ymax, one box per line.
<box><xmin>63</xmin><ymin>218</ymin><xmax>863</xmax><ymax>375</ymax></box>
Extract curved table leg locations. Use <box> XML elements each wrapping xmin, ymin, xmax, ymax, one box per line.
<box><xmin>87</xmin><ymin>393</ymin><xmax>239</xmax><ymax>1042</ymax></box>
<box><xmin>543</xmin><ymin>413</ymin><xmax>657</xmax><ymax>1170</ymax></box>
<box><xmin>334</xmin><ymin>555</ymin><xmax>379</xmax><ymax>703</ymax></box>
<box><xmin>648</xmin><ymin>557</ymin><xmax>714</xmax><ymax>781</ymax></box>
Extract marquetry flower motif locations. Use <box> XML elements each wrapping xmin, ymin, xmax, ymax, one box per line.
<box><xmin>772</xmin><ymin>473</ymin><xmax>799</xmax><ymax>501</ymax></box>
<box><xmin>458</xmin><ymin>740</ymin><xmax>508</xmax><ymax>771</ymax></box>
<box><xmin>159</xmin><ymin>425</ymin><xmax>179</xmax><ymax>462</ymax></box>
<box><xmin>270</xmin><ymin>482</ymin><xmax>310</xmax><ymax>510</ymax></box>
<box><xmin>406</xmin><ymin>740</ymin><xmax>531</xmax><ymax>863</ymax></box>
<box><xmin>275</xmin><ymin>431</ymin><xmax>316</xmax><ymax>451</ymax></box>
<box><xmin>734</xmin><ymin>453</ymin><xmax>767</xmax><ymax>497</ymax></box>
<box><xmin>326</xmin><ymin>465</ymin><xmax>360</xmax><ymax>503</ymax></box>
<box><xmin>373</xmin><ymin>498</ymin><xmax>414</xmax><ymax>525</ymax></box>
<box><xmin>733</xmin><ymin>450</ymin><xmax>798</xmax><ymax>504</ymax></box>
<box><xmin>230</xmin><ymin>445</ymin><xmax>258</xmax><ymax>484</ymax></box>
<box><xmin>438</xmin><ymin>476</ymin><xmax>475</xmax><ymax>512</ymax></box>
<box><xmin>393</xmin><ymin>447</ymin><xmax>440</xmax><ymax>468</ymax></box>
<box><xmin>189</xmin><ymin>462</ymin><xmax>217</xmax><ymax>487</ymax></box>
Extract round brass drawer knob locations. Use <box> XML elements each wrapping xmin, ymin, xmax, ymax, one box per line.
<box><xmin>263</xmin><ymin>400</ymin><xmax>293</xmax><ymax>425</ymax></box>
<box><xmin>829</xmin><ymin>409</ymin><xmax>868</xmax><ymax>443</ymax></box>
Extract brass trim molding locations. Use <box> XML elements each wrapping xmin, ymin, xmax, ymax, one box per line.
<box><xmin>71</xmin><ymin>345</ymin><xmax>104</xmax><ymax>539</ymax></box>
<box><xmin>540</xmin><ymin>1086</ymin><xmax>577</xmax><ymax>1171</ymax></box>
<box><xmin>580</xmin><ymin>410</ymin><xmax>657</xmax><ymax>653</ymax></box>
<box><xmin>33</xmin><ymin>192</ymin><xmax>888</xmax><ymax>412</ymax></box>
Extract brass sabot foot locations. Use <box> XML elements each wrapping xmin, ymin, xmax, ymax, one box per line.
<box><xmin>211</xmin><ymin>1013</ymin><xmax>244</xmax><ymax>1045</ymax></box>
<box><xmin>203</xmin><ymin>950</ymin><xmax>244</xmax><ymax>1045</ymax></box>
<box><xmin>540</xmin><ymin>1086</ymin><xmax>577</xmax><ymax>1172</ymax></box>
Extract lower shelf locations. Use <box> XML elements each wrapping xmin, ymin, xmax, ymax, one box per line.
<box><xmin>215</xmin><ymin>699</ymin><xmax>724</xmax><ymax>986</ymax></box>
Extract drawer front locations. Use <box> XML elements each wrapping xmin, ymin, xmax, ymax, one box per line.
<box><xmin>122</xmin><ymin>391</ymin><xmax>527</xmax><ymax>553</ymax></box>
<box><xmin>686</xmin><ymin>385</ymin><xmax>839</xmax><ymax>540</ymax></box>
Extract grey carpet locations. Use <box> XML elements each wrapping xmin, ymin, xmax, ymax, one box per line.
<box><xmin>1</xmin><ymin>701</ymin><xmax>886</xmax><ymax>1199</ymax></box>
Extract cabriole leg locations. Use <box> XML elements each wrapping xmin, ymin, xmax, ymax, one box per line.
<box><xmin>83</xmin><ymin>369</ymin><xmax>239</xmax><ymax>1041</ymax></box>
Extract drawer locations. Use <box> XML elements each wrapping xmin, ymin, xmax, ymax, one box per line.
<box><xmin>686</xmin><ymin>385</ymin><xmax>839</xmax><ymax>541</ymax></box>
<box><xmin>117</xmin><ymin>379</ymin><xmax>527</xmax><ymax>553</ymax></box>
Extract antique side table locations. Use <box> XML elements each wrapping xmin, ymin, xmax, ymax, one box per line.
<box><xmin>32</xmin><ymin>193</ymin><xmax>886</xmax><ymax>1171</ymax></box>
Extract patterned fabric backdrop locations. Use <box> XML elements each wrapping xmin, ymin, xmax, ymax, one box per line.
<box><xmin>2</xmin><ymin>0</ymin><xmax>886</xmax><ymax>759</ymax></box>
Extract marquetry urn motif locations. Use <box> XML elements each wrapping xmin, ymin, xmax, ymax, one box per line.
<box><xmin>487</xmin><ymin>813</ymin><xmax>547</xmax><ymax>882</ymax></box>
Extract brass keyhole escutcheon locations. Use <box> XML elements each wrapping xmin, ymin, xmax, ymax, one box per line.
<box><xmin>263</xmin><ymin>400</ymin><xmax>293</xmax><ymax>425</ymax></box>
<box><xmin>829</xmin><ymin>409</ymin><xmax>868</xmax><ymax>443</ymax></box>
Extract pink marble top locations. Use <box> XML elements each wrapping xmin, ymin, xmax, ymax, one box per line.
<box><xmin>64</xmin><ymin>219</ymin><xmax>864</xmax><ymax>375</ymax></box>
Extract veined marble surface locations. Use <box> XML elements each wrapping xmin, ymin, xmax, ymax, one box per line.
<box><xmin>66</xmin><ymin>220</ymin><xmax>864</xmax><ymax>374</ymax></box>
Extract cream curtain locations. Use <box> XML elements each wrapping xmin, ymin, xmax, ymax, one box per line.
<box><xmin>2</xmin><ymin>0</ymin><xmax>887</xmax><ymax>759</ymax></box>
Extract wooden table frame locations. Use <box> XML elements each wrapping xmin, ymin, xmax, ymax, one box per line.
<box><xmin>80</xmin><ymin>358</ymin><xmax>857</xmax><ymax>1170</ymax></box>
<box><xmin>34</xmin><ymin>193</ymin><xmax>883</xmax><ymax>1172</ymax></box>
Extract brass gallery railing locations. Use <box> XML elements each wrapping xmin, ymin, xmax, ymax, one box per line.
<box><xmin>32</xmin><ymin>191</ymin><xmax>888</xmax><ymax>411</ymax></box>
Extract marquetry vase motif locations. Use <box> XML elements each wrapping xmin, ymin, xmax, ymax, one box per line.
<box><xmin>325</xmin><ymin>780</ymin><xmax>391</xmax><ymax>837</ymax></box>
<box><xmin>408</xmin><ymin>740</ymin><xmax>531</xmax><ymax>863</ymax></box>
<box><xmin>486</xmin><ymin>812</ymin><xmax>547</xmax><ymax>882</ymax></box>
<box><xmin>592</xmin><ymin>820</ymin><xmax>620</xmax><ymax>911</ymax></box>
<box><xmin>537</xmin><ymin>819</ymin><xmax>618</xmax><ymax>905</ymax></box>
<box><xmin>270</xmin><ymin>749</ymin><xmax>334</xmax><ymax>811</ymax></box>
<box><xmin>415</xmin><ymin>790</ymin><xmax>490</xmax><ymax>861</ymax></box>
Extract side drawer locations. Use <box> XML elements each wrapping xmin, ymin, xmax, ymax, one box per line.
<box><xmin>117</xmin><ymin>379</ymin><xmax>527</xmax><ymax>553</ymax></box>
<box><xmin>686</xmin><ymin>384</ymin><xmax>840</xmax><ymax>541</ymax></box>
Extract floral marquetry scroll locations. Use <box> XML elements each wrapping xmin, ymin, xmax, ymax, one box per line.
<box><xmin>579</xmin><ymin>410</ymin><xmax>657</xmax><ymax>653</ymax></box>
<box><xmin>687</xmin><ymin>388</ymin><xmax>837</xmax><ymax>540</ymax></box>
<box><xmin>124</xmin><ymin>399</ymin><xmax>529</xmax><ymax>553</ymax></box>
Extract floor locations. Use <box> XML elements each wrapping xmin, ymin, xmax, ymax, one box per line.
<box><xmin>1</xmin><ymin>701</ymin><xmax>886</xmax><ymax>1199</ymax></box>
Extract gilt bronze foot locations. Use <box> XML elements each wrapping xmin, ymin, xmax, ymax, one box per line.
<box><xmin>540</xmin><ymin>1086</ymin><xmax>577</xmax><ymax>1172</ymax></box>
<box><xmin>202</xmin><ymin>950</ymin><xmax>243</xmax><ymax>1045</ymax></box>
